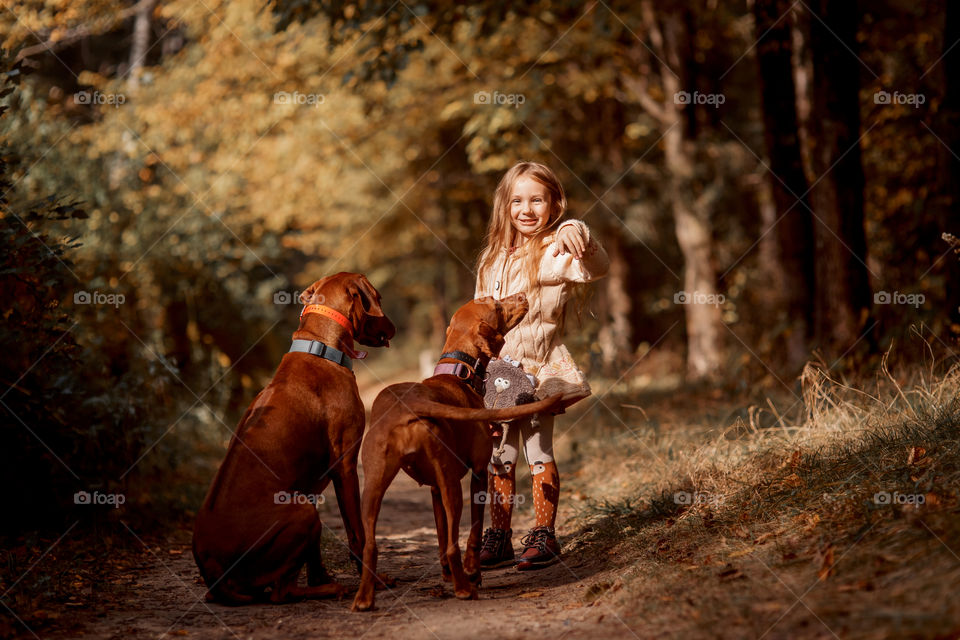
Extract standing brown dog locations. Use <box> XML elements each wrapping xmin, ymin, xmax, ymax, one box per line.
<box><xmin>352</xmin><ymin>292</ymin><xmax>562</xmax><ymax>611</ymax></box>
<box><xmin>193</xmin><ymin>272</ymin><xmax>395</xmax><ymax>605</ymax></box>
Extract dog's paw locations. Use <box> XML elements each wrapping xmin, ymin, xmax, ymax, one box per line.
<box><xmin>455</xmin><ymin>585</ymin><xmax>479</xmax><ymax>600</ymax></box>
<box><xmin>351</xmin><ymin>595</ymin><xmax>375</xmax><ymax>612</ymax></box>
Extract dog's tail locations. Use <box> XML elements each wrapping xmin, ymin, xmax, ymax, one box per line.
<box><xmin>405</xmin><ymin>393</ymin><xmax>564</xmax><ymax>422</ymax></box>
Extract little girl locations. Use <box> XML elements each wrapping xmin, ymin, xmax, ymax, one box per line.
<box><xmin>474</xmin><ymin>161</ymin><xmax>609</xmax><ymax>570</ymax></box>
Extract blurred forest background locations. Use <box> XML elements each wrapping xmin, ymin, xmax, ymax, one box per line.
<box><xmin>1</xmin><ymin>0</ymin><xmax>959</xmax><ymax>625</ymax></box>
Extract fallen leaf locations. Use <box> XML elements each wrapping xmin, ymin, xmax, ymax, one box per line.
<box><xmin>784</xmin><ymin>473</ymin><xmax>803</xmax><ymax>488</ymax></box>
<box><xmin>907</xmin><ymin>446</ymin><xmax>926</xmax><ymax>465</ymax></box>
<box><xmin>817</xmin><ymin>545</ymin><xmax>835</xmax><ymax>581</ymax></box>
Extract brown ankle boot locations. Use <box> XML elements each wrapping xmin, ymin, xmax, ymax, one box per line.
<box><xmin>516</xmin><ymin>525</ymin><xmax>561</xmax><ymax>570</ymax></box>
<box><xmin>479</xmin><ymin>527</ymin><xmax>515</xmax><ymax>569</ymax></box>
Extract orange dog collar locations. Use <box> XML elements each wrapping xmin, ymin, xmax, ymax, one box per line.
<box><xmin>300</xmin><ymin>304</ymin><xmax>352</xmax><ymax>333</ymax></box>
<box><xmin>299</xmin><ymin>304</ymin><xmax>368</xmax><ymax>360</ymax></box>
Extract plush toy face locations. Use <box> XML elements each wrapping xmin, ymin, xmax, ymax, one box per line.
<box><xmin>484</xmin><ymin>358</ymin><xmax>536</xmax><ymax>409</ymax></box>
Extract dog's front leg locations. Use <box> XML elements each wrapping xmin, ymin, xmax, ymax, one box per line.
<box><xmin>332</xmin><ymin>461</ymin><xmax>364</xmax><ymax>573</ymax></box>
<box><xmin>464</xmin><ymin>465</ymin><xmax>487</xmax><ymax>583</ymax></box>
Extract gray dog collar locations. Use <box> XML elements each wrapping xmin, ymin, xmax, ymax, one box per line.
<box><xmin>289</xmin><ymin>339</ymin><xmax>353</xmax><ymax>371</ymax></box>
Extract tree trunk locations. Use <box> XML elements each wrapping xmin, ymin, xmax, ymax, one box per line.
<box><xmin>661</xmin><ymin>12</ymin><xmax>723</xmax><ymax>381</ymax></box>
<box><xmin>791</xmin><ymin>8</ymin><xmax>814</xmax><ymax>182</ymax></box>
<box><xmin>754</xmin><ymin>0</ymin><xmax>815</xmax><ymax>371</ymax></box>
<box><xmin>671</xmin><ymin>189</ymin><xmax>723</xmax><ymax>380</ymax></box>
<box><xmin>629</xmin><ymin>2</ymin><xmax>724</xmax><ymax>380</ymax></box>
<box><xmin>595</xmin><ymin>100</ymin><xmax>634</xmax><ymax>374</ymax></box>
<box><xmin>429</xmin><ymin>206</ymin><xmax>449</xmax><ymax>349</ymax></box>
<box><xmin>127</xmin><ymin>0</ymin><xmax>158</xmax><ymax>89</ymax></box>
<box><xmin>597</xmin><ymin>233</ymin><xmax>632</xmax><ymax>374</ymax></box>
<box><xmin>940</xmin><ymin>0</ymin><xmax>960</xmax><ymax>324</ymax></box>
<box><xmin>628</xmin><ymin>6</ymin><xmax>725</xmax><ymax>381</ymax></box>
<box><xmin>807</xmin><ymin>0</ymin><xmax>871</xmax><ymax>354</ymax></box>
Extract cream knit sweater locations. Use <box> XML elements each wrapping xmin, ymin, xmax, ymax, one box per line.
<box><xmin>475</xmin><ymin>219</ymin><xmax>609</xmax><ymax>409</ymax></box>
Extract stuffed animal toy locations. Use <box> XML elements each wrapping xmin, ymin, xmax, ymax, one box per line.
<box><xmin>484</xmin><ymin>356</ymin><xmax>539</xmax><ymax>457</ymax></box>
<box><xmin>484</xmin><ymin>355</ymin><xmax>537</xmax><ymax>410</ymax></box>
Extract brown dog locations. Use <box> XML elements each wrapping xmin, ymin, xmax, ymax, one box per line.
<box><xmin>351</xmin><ymin>293</ymin><xmax>562</xmax><ymax>611</ymax></box>
<box><xmin>193</xmin><ymin>272</ymin><xmax>395</xmax><ymax>605</ymax></box>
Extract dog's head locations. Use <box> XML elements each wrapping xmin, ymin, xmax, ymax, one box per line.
<box><xmin>299</xmin><ymin>272</ymin><xmax>396</xmax><ymax>348</ymax></box>
<box><xmin>441</xmin><ymin>292</ymin><xmax>529</xmax><ymax>360</ymax></box>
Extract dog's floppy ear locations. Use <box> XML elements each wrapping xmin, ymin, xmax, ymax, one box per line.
<box><xmin>349</xmin><ymin>274</ymin><xmax>395</xmax><ymax>348</ymax></box>
<box><xmin>299</xmin><ymin>277</ymin><xmax>330</xmax><ymax>305</ymax></box>
<box><xmin>476</xmin><ymin>321</ymin><xmax>505</xmax><ymax>358</ymax></box>
<box><xmin>348</xmin><ymin>274</ymin><xmax>386</xmax><ymax>319</ymax></box>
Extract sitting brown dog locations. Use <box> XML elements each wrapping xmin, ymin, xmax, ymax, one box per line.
<box><xmin>193</xmin><ymin>272</ymin><xmax>395</xmax><ymax>605</ymax></box>
<box><xmin>352</xmin><ymin>292</ymin><xmax>562</xmax><ymax>611</ymax></box>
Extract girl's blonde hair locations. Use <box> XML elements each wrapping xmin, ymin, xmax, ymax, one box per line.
<box><xmin>476</xmin><ymin>161</ymin><xmax>568</xmax><ymax>292</ymax></box>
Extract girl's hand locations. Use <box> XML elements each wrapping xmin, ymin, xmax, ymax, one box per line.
<box><xmin>553</xmin><ymin>223</ymin><xmax>586</xmax><ymax>259</ymax></box>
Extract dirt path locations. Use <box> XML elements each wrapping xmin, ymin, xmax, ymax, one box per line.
<box><xmin>53</xmin><ymin>472</ymin><xmax>642</xmax><ymax>640</ymax></box>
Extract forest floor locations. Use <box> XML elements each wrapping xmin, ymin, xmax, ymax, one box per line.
<box><xmin>6</xmin><ymin>354</ymin><xmax>960</xmax><ymax>640</ymax></box>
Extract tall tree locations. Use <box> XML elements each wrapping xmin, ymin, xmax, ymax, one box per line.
<box><xmin>753</xmin><ymin>0</ymin><xmax>815</xmax><ymax>370</ymax></box>
<box><xmin>634</xmin><ymin>1</ymin><xmax>725</xmax><ymax>380</ymax></box>
<box><xmin>807</xmin><ymin>0</ymin><xmax>872</xmax><ymax>353</ymax></box>
<box><xmin>127</xmin><ymin>0</ymin><xmax>158</xmax><ymax>89</ymax></box>
<box><xmin>940</xmin><ymin>0</ymin><xmax>960</xmax><ymax>325</ymax></box>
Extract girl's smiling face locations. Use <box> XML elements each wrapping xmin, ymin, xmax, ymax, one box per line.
<box><xmin>509</xmin><ymin>176</ymin><xmax>552</xmax><ymax>238</ymax></box>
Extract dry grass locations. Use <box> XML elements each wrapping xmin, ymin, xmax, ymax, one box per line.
<box><xmin>558</xmin><ymin>344</ymin><xmax>960</xmax><ymax>639</ymax></box>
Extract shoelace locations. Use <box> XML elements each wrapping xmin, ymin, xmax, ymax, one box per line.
<box><xmin>481</xmin><ymin>528</ymin><xmax>505</xmax><ymax>553</ymax></box>
<box><xmin>520</xmin><ymin>527</ymin><xmax>553</xmax><ymax>551</ymax></box>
